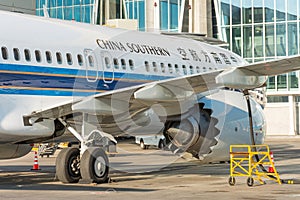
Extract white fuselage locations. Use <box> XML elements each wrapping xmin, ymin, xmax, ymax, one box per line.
<box><xmin>0</xmin><ymin>11</ymin><xmax>263</xmax><ymax>150</ymax></box>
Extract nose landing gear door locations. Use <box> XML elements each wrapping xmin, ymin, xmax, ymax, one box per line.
<box><xmin>84</xmin><ymin>49</ymin><xmax>98</xmax><ymax>82</ymax></box>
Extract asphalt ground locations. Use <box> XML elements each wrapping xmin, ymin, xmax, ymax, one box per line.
<box><xmin>0</xmin><ymin>136</ymin><xmax>300</xmax><ymax>200</ymax></box>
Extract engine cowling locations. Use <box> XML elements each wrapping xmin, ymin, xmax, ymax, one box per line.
<box><xmin>165</xmin><ymin>104</ymin><xmax>219</xmax><ymax>158</ymax></box>
<box><xmin>164</xmin><ymin>89</ymin><xmax>266</xmax><ymax>163</ymax></box>
<box><xmin>0</xmin><ymin>144</ymin><xmax>32</xmax><ymax>159</ymax></box>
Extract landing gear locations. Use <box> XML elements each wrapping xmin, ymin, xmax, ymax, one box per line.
<box><xmin>80</xmin><ymin>148</ymin><xmax>109</xmax><ymax>183</ymax></box>
<box><xmin>56</xmin><ymin>148</ymin><xmax>81</xmax><ymax>183</ymax></box>
<box><xmin>158</xmin><ymin>139</ymin><xmax>165</xmax><ymax>149</ymax></box>
<box><xmin>55</xmin><ymin>117</ymin><xmax>116</xmax><ymax>184</ymax></box>
<box><xmin>56</xmin><ymin>147</ymin><xmax>110</xmax><ymax>184</ymax></box>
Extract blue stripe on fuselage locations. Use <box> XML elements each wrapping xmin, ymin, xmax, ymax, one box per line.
<box><xmin>0</xmin><ymin>63</ymin><xmax>173</xmax><ymax>96</ymax></box>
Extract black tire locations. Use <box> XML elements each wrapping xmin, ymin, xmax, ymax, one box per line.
<box><xmin>247</xmin><ymin>177</ymin><xmax>254</xmax><ymax>187</ymax></box>
<box><xmin>80</xmin><ymin>148</ymin><xmax>109</xmax><ymax>184</ymax></box>
<box><xmin>228</xmin><ymin>176</ymin><xmax>236</xmax><ymax>186</ymax></box>
<box><xmin>140</xmin><ymin>140</ymin><xmax>146</xmax><ymax>149</ymax></box>
<box><xmin>56</xmin><ymin>148</ymin><xmax>81</xmax><ymax>183</ymax></box>
<box><xmin>158</xmin><ymin>139</ymin><xmax>165</xmax><ymax>149</ymax></box>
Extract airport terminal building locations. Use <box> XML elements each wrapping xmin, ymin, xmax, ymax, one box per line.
<box><xmin>215</xmin><ymin>0</ymin><xmax>300</xmax><ymax>135</ymax></box>
<box><xmin>35</xmin><ymin>0</ymin><xmax>213</xmax><ymax>35</ymax></box>
<box><xmin>2</xmin><ymin>0</ymin><xmax>300</xmax><ymax>135</ymax></box>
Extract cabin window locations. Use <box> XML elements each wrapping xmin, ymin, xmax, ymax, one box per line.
<box><xmin>196</xmin><ymin>66</ymin><xmax>200</xmax><ymax>73</ymax></box>
<box><xmin>175</xmin><ymin>64</ymin><xmax>179</xmax><ymax>73</ymax></box>
<box><xmin>168</xmin><ymin>63</ymin><xmax>173</xmax><ymax>74</ymax></box>
<box><xmin>160</xmin><ymin>63</ymin><xmax>165</xmax><ymax>73</ymax></box>
<box><xmin>104</xmin><ymin>57</ymin><xmax>111</xmax><ymax>69</ymax></box>
<box><xmin>77</xmin><ymin>54</ymin><xmax>83</xmax><ymax>66</ymax></box>
<box><xmin>209</xmin><ymin>67</ymin><xmax>212</xmax><ymax>71</ymax></box>
<box><xmin>203</xmin><ymin>67</ymin><xmax>207</xmax><ymax>72</ymax></box>
<box><xmin>66</xmin><ymin>53</ymin><xmax>73</xmax><ymax>65</ymax></box>
<box><xmin>152</xmin><ymin>62</ymin><xmax>158</xmax><ymax>72</ymax></box>
<box><xmin>182</xmin><ymin>65</ymin><xmax>187</xmax><ymax>75</ymax></box>
<box><xmin>145</xmin><ymin>61</ymin><xmax>150</xmax><ymax>72</ymax></box>
<box><xmin>1</xmin><ymin>47</ymin><xmax>8</xmax><ymax>60</ymax></box>
<box><xmin>35</xmin><ymin>50</ymin><xmax>41</xmax><ymax>62</ymax></box>
<box><xmin>13</xmin><ymin>48</ymin><xmax>20</xmax><ymax>61</ymax></box>
<box><xmin>190</xmin><ymin>66</ymin><xmax>194</xmax><ymax>74</ymax></box>
<box><xmin>88</xmin><ymin>55</ymin><xmax>94</xmax><ymax>67</ymax></box>
<box><xmin>56</xmin><ymin>52</ymin><xmax>62</xmax><ymax>64</ymax></box>
<box><xmin>24</xmin><ymin>49</ymin><xmax>31</xmax><ymax>61</ymax></box>
<box><xmin>45</xmin><ymin>51</ymin><xmax>52</xmax><ymax>64</ymax></box>
<box><xmin>113</xmin><ymin>58</ymin><xmax>119</xmax><ymax>69</ymax></box>
<box><xmin>129</xmin><ymin>59</ymin><xmax>134</xmax><ymax>70</ymax></box>
<box><xmin>121</xmin><ymin>59</ymin><xmax>126</xmax><ymax>70</ymax></box>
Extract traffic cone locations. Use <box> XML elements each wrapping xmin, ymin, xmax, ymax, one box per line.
<box><xmin>268</xmin><ymin>151</ymin><xmax>275</xmax><ymax>173</ymax></box>
<box><xmin>31</xmin><ymin>151</ymin><xmax>41</xmax><ymax>170</ymax></box>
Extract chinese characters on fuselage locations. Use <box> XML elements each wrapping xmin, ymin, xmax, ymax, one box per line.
<box><xmin>177</xmin><ymin>47</ymin><xmax>238</xmax><ymax>64</ymax></box>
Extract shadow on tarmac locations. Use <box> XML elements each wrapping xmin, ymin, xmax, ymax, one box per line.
<box><xmin>0</xmin><ymin>140</ymin><xmax>300</xmax><ymax>191</ymax></box>
<box><xmin>0</xmin><ymin>160</ymin><xmax>229</xmax><ymax>192</ymax></box>
<box><xmin>0</xmin><ymin>166</ymin><xmax>156</xmax><ymax>192</ymax></box>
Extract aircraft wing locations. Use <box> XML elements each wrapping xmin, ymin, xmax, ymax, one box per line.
<box><xmin>238</xmin><ymin>55</ymin><xmax>300</xmax><ymax>76</ymax></box>
<box><xmin>23</xmin><ymin>70</ymin><xmax>223</xmax><ymax>126</ymax></box>
<box><xmin>23</xmin><ymin>55</ymin><xmax>300</xmax><ymax>126</ymax></box>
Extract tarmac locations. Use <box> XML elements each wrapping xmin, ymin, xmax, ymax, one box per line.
<box><xmin>1</xmin><ymin>136</ymin><xmax>300</xmax><ymax>200</ymax></box>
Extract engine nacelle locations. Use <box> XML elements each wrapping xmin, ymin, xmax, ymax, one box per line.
<box><xmin>164</xmin><ymin>89</ymin><xmax>266</xmax><ymax>163</ymax></box>
<box><xmin>0</xmin><ymin>144</ymin><xmax>32</xmax><ymax>159</ymax></box>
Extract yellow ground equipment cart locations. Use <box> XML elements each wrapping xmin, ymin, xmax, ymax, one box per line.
<box><xmin>229</xmin><ymin>145</ymin><xmax>281</xmax><ymax>186</ymax></box>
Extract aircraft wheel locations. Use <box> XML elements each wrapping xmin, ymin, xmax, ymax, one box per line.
<box><xmin>80</xmin><ymin>147</ymin><xmax>109</xmax><ymax>184</ymax></box>
<box><xmin>158</xmin><ymin>139</ymin><xmax>165</xmax><ymax>149</ymax></box>
<box><xmin>56</xmin><ymin>148</ymin><xmax>81</xmax><ymax>183</ymax></box>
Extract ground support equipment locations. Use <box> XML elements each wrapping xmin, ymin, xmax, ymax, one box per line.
<box><xmin>229</xmin><ymin>144</ymin><xmax>281</xmax><ymax>186</ymax></box>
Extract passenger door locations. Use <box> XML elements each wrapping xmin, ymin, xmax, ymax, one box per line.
<box><xmin>84</xmin><ymin>49</ymin><xmax>98</xmax><ymax>82</ymax></box>
<box><xmin>100</xmin><ymin>51</ymin><xmax>114</xmax><ymax>84</ymax></box>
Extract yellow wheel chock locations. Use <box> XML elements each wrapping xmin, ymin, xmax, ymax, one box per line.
<box><xmin>229</xmin><ymin>145</ymin><xmax>281</xmax><ymax>186</ymax></box>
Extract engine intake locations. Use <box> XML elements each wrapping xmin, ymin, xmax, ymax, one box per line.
<box><xmin>164</xmin><ymin>103</ymin><xmax>220</xmax><ymax>159</ymax></box>
<box><xmin>164</xmin><ymin>89</ymin><xmax>267</xmax><ymax>163</ymax></box>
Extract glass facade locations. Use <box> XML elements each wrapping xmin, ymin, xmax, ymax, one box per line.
<box><xmin>159</xmin><ymin>0</ymin><xmax>182</xmax><ymax>32</ymax></box>
<box><xmin>124</xmin><ymin>0</ymin><xmax>182</xmax><ymax>32</ymax></box>
<box><xmin>36</xmin><ymin>0</ymin><xmax>182</xmax><ymax>31</ymax></box>
<box><xmin>216</xmin><ymin>0</ymin><xmax>300</xmax><ymax>92</ymax></box>
<box><xmin>124</xmin><ymin>0</ymin><xmax>146</xmax><ymax>31</ymax></box>
<box><xmin>36</xmin><ymin>0</ymin><xmax>96</xmax><ymax>23</ymax></box>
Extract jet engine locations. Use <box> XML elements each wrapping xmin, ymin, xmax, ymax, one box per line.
<box><xmin>164</xmin><ymin>89</ymin><xmax>266</xmax><ymax>163</ymax></box>
<box><xmin>0</xmin><ymin>144</ymin><xmax>32</xmax><ymax>159</ymax></box>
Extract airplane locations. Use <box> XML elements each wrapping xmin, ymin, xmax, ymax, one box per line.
<box><xmin>1</xmin><ymin>10</ymin><xmax>300</xmax><ymax>184</ymax></box>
